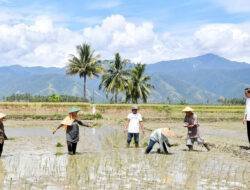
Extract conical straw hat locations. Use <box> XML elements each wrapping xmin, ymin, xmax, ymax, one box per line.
<box><xmin>182</xmin><ymin>106</ymin><xmax>194</xmax><ymax>112</ymax></box>
<box><xmin>61</xmin><ymin>116</ymin><xmax>74</xmax><ymax>126</ymax></box>
<box><xmin>68</xmin><ymin>107</ymin><xmax>81</xmax><ymax>114</ymax></box>
<box><xmin>161</xmin><ymin>128</ymin><xmax>176</xmax><ymax>137</ymax></box>
<box><xmin>0</xmin><ymin>113</ymin><xmax>6</xmax><ymax>119</ymax></box>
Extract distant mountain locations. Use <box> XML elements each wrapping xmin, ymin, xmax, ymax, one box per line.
<box><xmin>147</xmin><ymin>54</ymin><xmax>250</xmax><ymax>103</ymax></box>
<box><xmin>0</xmin><ymin>53</ymin><xmax>249</xmax><ymax>103</ymax></box>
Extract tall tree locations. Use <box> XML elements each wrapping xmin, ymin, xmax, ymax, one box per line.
<box><xmin>127</xmin><ymin>63</ymin><xmax>153</xmax><ymax>103</ymax></box>
<box><xmin>99</xmin><ymin>53</ymin><xmax>130</xmax><ymax>103</ymax></box>
<box><xmin>66</xmin><ymin>43</ymin><xmax>103</xmax><ymax>100</ymax></box>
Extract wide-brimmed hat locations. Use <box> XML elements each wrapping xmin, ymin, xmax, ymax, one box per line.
<box><xmin>131</xmin><ymin>105</ymin><xmax>138</xmax><ymax>110</ymax></box>
<box><xmin>61</xmin><ymin>116</ymin><xmax>74</xmax><ymax>126</ymax></box>
<box><xmin>0</xmin><ymin>113</ymin><xmax>6</xmax><ymax>119</ymax></box>
<box><xmin>161</xmin><ymin>128</ymin><xmax>176</xmax><ymax>137</ymax></box>
<box><xmin>68</xmin><ymin>107</ymin><xmax>81</xmax><ymax>114</ymax></box>
<box><xmin>182</xmin><ymin>106</ymin><xmax>194</xmax><ymax>112</ymax></box>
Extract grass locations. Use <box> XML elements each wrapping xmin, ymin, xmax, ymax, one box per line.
<box><xmin>56</xmin><ymin>142</ymin><xmax>63</xmax><ymax>147</ymax></box>
<box><xmin>0</xmin><ymin>102</ymin><xmax>245</xmax><ymax>122</ymax></box>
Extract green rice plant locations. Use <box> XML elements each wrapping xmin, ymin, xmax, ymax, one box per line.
<box><xmin>56</xmin><ymin>142</ymin><xmax>63</xmax><ymax>147</ymax></box>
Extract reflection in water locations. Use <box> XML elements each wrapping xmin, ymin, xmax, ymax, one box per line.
<box><xmin>2</xmin><ymin>152</ymin><xmax>68</xmax><ymax>188</ymax></box>
<box><xmin>0</xmin><ymin>150</ymin><xmax>249</xmax><ymax>189</ymax></box>
<box><xmin>0</xmin><ymin>126</ymin><xmax>249</xmax><ymax>189</ymax></box>
<box><xmin>0</xmin><ymin>160</ymin><xmax>6</xmax><ymax>189</ymax></box>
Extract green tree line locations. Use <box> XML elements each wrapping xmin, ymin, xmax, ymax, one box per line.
<box><xmin>217</xmin><ymin>97</ymin><xmax>245</xmax><ymax>105</ymax></box>
<box><xmin>4</xmin><ymin>93</ymin><xmax>85</xmax><ymax>102</ymax></box>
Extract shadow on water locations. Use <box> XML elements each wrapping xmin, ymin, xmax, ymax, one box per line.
<box><xmin>148</xmin><ymin>151</ymin><xmax>174</xmax><ymax>155</ymax></box>
<box><xmin>239</xmin><ymin>145</ymin><xmax>250</xmax><ymax>150</ymax></box>
<box><xmin>182</xmin><ymin>149</ymin><xmax>203</xmax><ymax>152</ymax></box>
<box><xmin>0</xmin><ymin>160</ymin><xmax>6</xmax><ymax>189</ymax></box>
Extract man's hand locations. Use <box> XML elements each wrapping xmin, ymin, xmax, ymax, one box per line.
<box><xmin>52</xmin><ymin>129</ymin><xmax>57</xmax><ymax>134</ymax></box>
<box><xmin>123</xmin><ymin>127</ymin><xmax>127</xmax><ymax>133</ymax></box>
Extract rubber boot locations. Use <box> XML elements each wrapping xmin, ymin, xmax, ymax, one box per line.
<box><xmin>187</xmin><ymin>145</ymin><xmax>193</xmax><ymax>151</ymax></box>
<box><xmin>157</xmin><ymin>148</ymin><xmax>161</xmax><ymax>154</ymax></box>
<box><xmin>135</xmin><ymin>143</ymin><xmax>139</xmax><ymax>148</ymax></box>
<box><xmin>204</xmin><ymin>143</ymin><xmax>210</xmax><ymax>151</ymax></box>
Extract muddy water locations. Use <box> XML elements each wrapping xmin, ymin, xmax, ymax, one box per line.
<box><xmin>0</xmin><ymin>121</ymin><xmax>249</xmax><ymax>189</ymax></box>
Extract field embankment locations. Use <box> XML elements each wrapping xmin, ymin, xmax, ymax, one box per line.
<box><xmin>0</xmin><ymin>102</ymin><xmax>244</xmax><ymax>122</ymax></box>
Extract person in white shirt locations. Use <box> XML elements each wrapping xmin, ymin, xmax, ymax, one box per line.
<box><xmin>243</xmin><ymin>88</ymin><xmax>250</xmax><ymax>144</ymax></box>
<box><xmin>124</xmin><ymin>105</ymin><xmax>144</xmax><ymax>148</ymax></box>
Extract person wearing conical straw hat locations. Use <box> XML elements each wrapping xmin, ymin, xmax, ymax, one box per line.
<box><xmin>53</xmin><ymin>107</ymin><xmax>91</xmax><ymax>155</ymax></box>
<box><xmin>145</xmin><ymin>128</ymin><xmax>181</xmax><ymax>154</ymax></box>
<box><xmin>243</xmin><ymin>87</ymin><xmax>250</xmax><ymax>145</ymax></box>
<box><xmin>183</xmin><ymin>106</ymin><xmax>210</xmax><ymax>151</ymax></box>
<box><xmin>0</xmin><ymin>113</ymin><xmax>8</xmax><ymax>157</ymax></box>
<box><xmin>124</xmin><ymin>105</ymin><xmax>145</xmax><ymax>148</ymax></box>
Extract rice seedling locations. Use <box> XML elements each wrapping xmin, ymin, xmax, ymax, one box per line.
<box><xmin>0</xmin><ymin>104</ymin><xmax>249</xmax><ymax>189</ymax></box>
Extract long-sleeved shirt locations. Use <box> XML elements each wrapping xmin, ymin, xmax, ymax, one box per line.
<box><xmin>66</xmin><ymin>120</ymin><xmax>89</xmax><ymax>143</ymax></box>
<box><xmin>0</xmin><ymin>122</ymin><xmax>7</xmax><ymax>144</ymax></box>
<box><xmin>184</xmin><ymin>113</ymin><xmax>201</xmax><ymax>138</ymax></box>
<box><xmin>149</xmin><ymin>128</ymin><xmax>169</xmax><ymax>152</ymax></box>
<box><xmin>245</xmin><ymin>98</ymin><xmax>250</xmax><ymax>121</ymax></box>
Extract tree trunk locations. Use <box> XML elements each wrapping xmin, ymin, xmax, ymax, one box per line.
<box><xmin>83</xmin><ymin>75</ymin><xmax>87</xmax><ymax>100</ymax></box>
<box><xmin>114</xmin><ymin>92</ymin><xmax>118</xmax><ymax>103</ymax></box>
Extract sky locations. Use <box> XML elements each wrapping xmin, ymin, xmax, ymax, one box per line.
<box><xmin>0</xmin><ymin>0</ymin><xmax>250</xmax><ymax>67</ymax></box>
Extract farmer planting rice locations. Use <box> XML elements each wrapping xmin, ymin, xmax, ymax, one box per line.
<box><xmin>183</xmin><ymin>106</ymin><xmax>210</xmax><ymax>151</ymax></box>
<box><xmin>145</xmin><ymin>128</ymin><xmax>180</xmax><ymax>154</ymax></box>
<box><xmin>243</xmin><ymin>87</ymin><xmax>250</xmax><ymax>145</ymax></box>
<box><xmin>53</xmin><ymin>107</ymin><xmax>91</xmax><ymax>155</ymax></box>
<box><xmin>124</xmin><ymin>105</ymin><xmax>145</xmax><ymax>148</ymax></box>
<box><xmin>0</xmin><ymin>113</ymin><xmax>8</xmax><ymax>157</ymax></box>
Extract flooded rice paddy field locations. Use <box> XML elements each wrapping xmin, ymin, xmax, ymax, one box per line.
<box><xmin>0</xmin><ymin>120</ymin><xmax>249</xmax><ymax>189</ymax></box>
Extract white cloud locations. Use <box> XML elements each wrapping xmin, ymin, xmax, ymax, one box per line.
<box><xmin>82</xmin><ymin>15</ymin><xmax>250</xmax><ymax>63</ymax></box>
<box><xmin>214</xmin><ymin>0</ymin><xmax>250</xmax><ymax>13</ymax></box>
<box><xmin>0</xmin><ymin>14</ymin><xmax>250</xmax><ymax>67</ymax></box>
<box><xmin>82</xmin><ymin>15</ymin><xmax>197</xmax><ymax>63</ymax></box>
<box><xmin>194</xmin><ymin>23</ymin><xmax>250</xmax><ymax>62</ymax></box>
<box><xmin>0</xmin><ymin>16</ymin><xmax>84</xmax><ymax>67</ymax></box>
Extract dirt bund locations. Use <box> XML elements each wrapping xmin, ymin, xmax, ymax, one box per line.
<box><xmin>0</xmin><ymin>102</ymin><xmax>245</xmax><ymax>122</ymax></box>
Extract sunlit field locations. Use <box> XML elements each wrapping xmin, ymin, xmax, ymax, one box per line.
<box><xmin>0</xmin><ymin>103</ymin><xmax>249</xmax><ymax>189</ymax></box>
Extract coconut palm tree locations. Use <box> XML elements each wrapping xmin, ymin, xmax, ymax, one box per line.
<box><xmin>127</xmin><ymin>63</ymin><xmax>153</xmax><ymax>103</ymax></box>
<box><xmin>66</xmin><ymin>43</ymin><xmax>103</xmax><ymax>100</ymax></box>
<box><xmin>99</xmin><ymin>53</ymin><xmax>130</xmax><ymax>103</ymax></box>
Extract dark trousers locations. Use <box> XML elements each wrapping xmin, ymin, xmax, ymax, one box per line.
<box><xmin>145</xmin><ymin>139</ymin><xmax>168</xmax><ymax>154</ymax></box>
<box><xmin>67</xmin><ymin>141</ymin><xmax>77</xmax><ymax>155</ymax></box>
<box><xmin>247</xmin><ymin>121</ymin><xmax>250</xmax><ymax>143</ymax></box>
<box><xmin>0</xmin><ymin>142</ymin><xmax>4</xmax><ymax>157</ymax></box>
<box><xmin>145</xmin><ymin>139</ymin><xmax>156</xmax><ymax>154</ymax></box>
<box><xmin>127</xmin><ymin>133</ymin><xmax>139</xmax><ymax>145</ymax></box>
